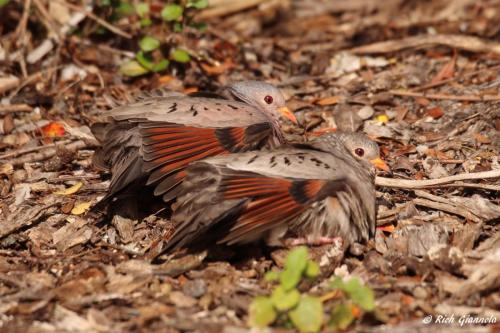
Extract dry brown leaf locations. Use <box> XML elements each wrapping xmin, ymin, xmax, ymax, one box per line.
<box><xmin>54</xmin><ymin>182</ymin><xmax>83</xmax><ymax>195</ymax></box>
<box><xmin>430</xmin><ymin>51</ymin><xmax>456</xmax><ymax>84</ymax></box>
<box><xmin>473</xmin><ymin>133</ymin><xmax>491</xmax><ymax>144</ymax></box>
<box><xmin>426</xmin><ymin>106</ymin><xmax>444</xmax><ymax>119</ymax></box>
<box><xmin>316</xmin><ymin>96</ymin><xmax>342</xmax><ymax>106</ymax></box>
<box><xmin>71</xmin><ymin>201</ymin><xmax>92</xmax><ymax>215</ymax></box>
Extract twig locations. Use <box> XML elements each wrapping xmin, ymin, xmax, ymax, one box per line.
<box><xmin>3</xmin><ymin>140</ymin><xmax>88</xmax><ymax>166</ymax></box>
<box><xmin>375</xmin><ymin>169</ymin><xmax>500</xmax><ymax>189</ymax></box>
<box><xmin>0</xmin><ymin>76</ymin><xmax>21</xmax><ymax>94</ymax></box>
<box><xmin>415</xmin><ymin>64</ymin><xmax>500</xmax><ymax>92</ymax></box>
<box><xmin>350</xmin><ymin>34</ymin><xmax>500</xmax><ymax>55</ymax></box>
<box><xmin>13</xmin><ymin>0</ymin><xmax>32</xmax><ymax>41</ymax></box>
<box><xmin>0</xmin><ymin>104</ymin><xmax>33</xmax><ymax>114</ymax></box>
<box><xmin>8</xmin><ymin>65</ymin><xmax>62</xmax><ymax>99</ymax></box>
<box><xmin>412</xmin><ymin>197</ymin><xmax>481</xmax><ymax>223</ymax></box>
<box><xmin>431</xmin><ymin>182</ymin><xmax>500</xmax><ymax>192</ymax></box>
<box><xmin>0</xmin><ymin>139</ymin><xmax>72</xmax><ymax>160</ymax></box>
<box><xmin>197</xmin><ymin>0</ymin><xmax>269</xmax><ymax>19</ymax></box>
<box><xmin>53</xmin><ymin>0</ymin><xmax>132</xmax><ymax>39</ymax></box>
<box><xmin>389</xmin><ymin>90</ymin><xmax>500</xmax><ymax>102</ymax></box>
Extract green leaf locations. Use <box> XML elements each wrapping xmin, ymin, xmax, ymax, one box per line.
<box><xmin>187</xmin><ymin>0</ymin><xmax>209</xmax><ymax>9</ymax></box>
<box><xmin>0</xmin><ymin>0</ymin><xmax>10</xmax><ymax>8</ymax></box>
<box><xmin>280</xmin><ymin>246</ymin><xmax>309</xmax><ymax>290</ymax></box>
<box><xmin>189</xmin><ymin>22</ymin><xmax>207</xmax><ymax>31</ymax></box>
<box><xmin>285</xmin><ymin>246</ymin><xmax>309</xmax><ymax>272</ymax></box>
<box><xmin>135</xmin><ymin>2</ymin><xmax>149</xmax><ymax>17</ymax></box>
<box><xmin>152</xmin><ymin>59</ymin><xmax>169</xmax><ymax>72</ymax></box>
<box><xmin>173</xmin><ymin>22</ymin><xmax>184</xmax><ymax>32</ymax></box>
<box><xmin>305</xmin><ymin>260</ymin><xmax>320</xmax><ymax>278</ymax></box>
<box><xmin>329</xmin><ymin>277</ymin><xmax>345</xmax><ymax>290</ymax></box>
<box><xmin>264</xmin><ymin>271</ymin><xmax>280</xmax><ymax>282</ymax></box>
<box><xmin>289</xmin><ymin>296</ymin><xmax>323</xmax><ymax>333</ymax></box>
<box><xmin>330</xmin><ymin>303</ymin><xmax>355</xmax><ymax>330</ymax></box>
<box><xmin>140</xmin><ymin>18</ymin><xmax>152</xmax><ymax>27</ymax></box>
<box><xmin>343</xmin><ymin>279</ymin><xmax>375</xmax><ymax>311</ymax></box>
<box><xmin>119</xmin><ymin>60</ymin><xmax>149</xmax><ymax>77</ymax></box>
<box><xmin>161</xmin><ymin>4</ymin><xmax>183</xmax><ymax>21</ymax></box>
<box><xmin>280</xmin><ymin>267</ymin><xmax>302</xmax><ymax>291</ymax></box>
<box><xmin>139</xmin><ymin>36</ymin><xmax>160</xmax><ymax>52</ymax></box>
<box><xmin>116</xmin><ymin>2</ymin><xmax>134</xmax><ymax>17</ymax></box>
<box><xmin>135</xmin><ymin>51</ymin><xmax>154</xmax><ymax>70</ymax></box>
<box><xmin>171</xmin><ymin>49</ymin><xmax>191</xmax><ymax>63</ymax></box>
<box><xmin>248</xmin><ymin>296</ymin><xmax>277</xmax><ymax>328</ymax></box>
<box><xmin>136</xmin><ymin>52</ymin><xmax>169</xmax><ymax>72</ymax></box>
<box><xmin>271</xmin><ymin>286</ymin><xmax>300</xmax><ymax>311</ymax></box>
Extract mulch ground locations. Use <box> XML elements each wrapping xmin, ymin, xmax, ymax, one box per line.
<box><xmin>0</xmin><ymin>0</ymin><xmax>499</xmax><ymax>332</ymax></box>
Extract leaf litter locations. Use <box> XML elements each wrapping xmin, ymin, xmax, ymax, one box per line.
<box><xmin>0</xmin><ymin>0</ymin><xmax>499</xmax><ymax>332</ymax></box>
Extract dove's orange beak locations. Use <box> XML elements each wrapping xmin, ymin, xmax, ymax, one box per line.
<box><xmin>278</xmin><ymin>106</ymin><xmax>298</xmax><ymax>124</ymax></box>
<box><xmin>370</xmin><ymin>157</ymin><xmax>390</xmax><ymax>172</ymax></box>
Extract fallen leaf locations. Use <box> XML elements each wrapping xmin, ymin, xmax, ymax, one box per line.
<box><xmin>430</xmin><ymin>50</ymin><xmax>456</xmax><ymax>84</ymax></box>
<box><xmin>183</xmin><ymin>87</ymin><xmax>198</xmax><ymax>94</ymax></box>
<box><xmin>41</xmin><ymin>122</ymin><xmax>65</xmax><ymax>137</ymax></box>
<box><xmin>54</xmin><ymin>182</ymin><xmax>83</xmax><ymax>195</ymax></box>
<box><xmin>71</xmin><ymin>201</ymin><xmax>92</xmax><ymax>215</ymax></box>
<box><xmin>426</xmin><ymin>106</ymin><xmax>444</xmax><ymax>119</ymax></box>
<box><xmin>415</xmin><ymin>97</ymin><xmax>430</xmax><ymax>106</ymax></box>
<box><xmin>377</xmin><ymin>225</ymin><xmax>395</xmax><ymax>233</ymax></box>
<box><xmin>473</xmin><ymin>133</ymin><xmax>491</xmax><ymax>144</ymax></box>
<box><xmin>376</xmin><ymin>114</ymin><xmax>389</xmax><ymax>124</ymax></box>
<box><xmin>200</xmin><ymin>60</ymin><xmax>235</xmax><ymax>75</ymax></box>
<box><xmin>316</xmin><ymin>96</ymin><xmax>341</xmax><ymax>106</ymax></box>
<box><xmin>158</xmin><ymin>75</ymin><xmax>174</xmax><ymax>84</ymax></box>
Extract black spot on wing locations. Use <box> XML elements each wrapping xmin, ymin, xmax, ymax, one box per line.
<box><xmin>247</xmin><ymin>155</ymin><xmax>259</xmax><ymax>164</ymax></box>
<box><xmin>168</xmin><ymin>102</ymin><xmax>177</xmax><ymax>113</ymax></box>
<box><xmin>215</xmin><ymin>128</ymin><xmax>240</xmax><ymax>152</ymax></box>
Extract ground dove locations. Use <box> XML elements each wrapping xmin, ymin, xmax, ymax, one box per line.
<box><xmin>91</xmin><ymin>81</ymin><xmax>296</xmax><ymax>206</ymax></box>
<box><xmin>165</xmin><ymin>132</ymin><xmax>389</xmax><ymax>252</ymax></box>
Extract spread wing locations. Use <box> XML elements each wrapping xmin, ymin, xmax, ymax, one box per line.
<box><xmin>165</xmin><ymin>148</ymin><xmax>376</xmax><ymax>252</ymax></box>
<box><xmin>92</xmin><ymin>96</ymin><xmax>277</xmax><ymax>205</ymax></box>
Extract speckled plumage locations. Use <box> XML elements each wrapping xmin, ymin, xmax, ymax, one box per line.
<box><xmin>165</xmin><ymin>132</ymin><xmax>382</xmax><ymax>252</ymax></box>
<box><xmin>91</xmin><ymin>81</ymin><xmax>291</xmax><ymax>207</ymax></box>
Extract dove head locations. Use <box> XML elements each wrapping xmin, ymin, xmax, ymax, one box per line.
<box><xmin>315</xmin><ymin>132</ymin><xmax>390</xmax><ymax>172</ymax></box>
<box><xmin>227</xmin><ymin>81</ymin><xmax>297</xmax><ymax>124</ymax></box>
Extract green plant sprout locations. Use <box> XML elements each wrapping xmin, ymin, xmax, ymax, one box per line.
<box><xmin>249</xmin><ymin>247</ymin><xmax>375</xmax><ymax>333</ymax></box>
<box><xmin>117</xmin><ymin>0</ymin><xmax>208</xmax><ymax>77</ymax></box>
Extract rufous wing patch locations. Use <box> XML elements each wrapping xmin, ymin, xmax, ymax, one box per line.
<box><xmin>217</xmin><ymin>172</ymin><xmax>335</xmax><ymax>245</ymax></box>
<box><xmin>139</xmin><ymin>122</ymin><xmax>273</xmax><ymax>201</ymax></box>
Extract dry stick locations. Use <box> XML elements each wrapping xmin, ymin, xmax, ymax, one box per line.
<box><xmin>412</xmin><ymin>197</ymin><xmax>481</xmax><ymax>223</ymax></box>
<box><xmin>4</xmin><ymin>140</ymin><xmax>88</xmax><ymax>166</ymax></box>
<box><xmin>415</xmin><ymin>64</ymin><xmax>500</xmax><ymax>92</ymax></box>
<box><xmin>13</xmin><ymin>0</ymin><xmax>32</xmax><ymax>41</ymax></box>
<box><xmin>432</xmin><ymin>182</ymin><xmax>500</xmax><ymax>192</ymax></box>
<box><xmin>375</xmin><ymin>169</ymin><xmax>500</xmax><ymax>189</ymax></box>
<box><xmin>197</xmin><ymin>0</ymin><xmax>269</xmax><ymax>19</ymax></box>
<box><xmin>0</xmin><ymin>139</ymin><xmax>72</xmax><ymax>160</ymax></box>
<box><xmin>53</xmin><ymin>0</ymin><xmax>132</xmax><ymax>39</ymax></box>
<box><xmin>350</xmin><ymin>34</ymin><xmax>500</xmax><ymax>55</ymax></box>
<box><xmin>0</xmin><ymin>104</ymin><xmax>33</xmax><ymax>114</ymax></box>
<box><xmin>389</xmin><ymin>90</ymin><xmax>500</xmax><ymax>102</ymax></box>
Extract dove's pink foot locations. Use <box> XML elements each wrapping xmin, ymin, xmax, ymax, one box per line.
<box><xmin>284</xmin><ymin>236</ymin><xmax>343</xmax><ymax>247</ymax></box>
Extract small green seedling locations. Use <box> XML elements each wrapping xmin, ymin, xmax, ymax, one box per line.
<box><xmin>118</xmin><ymin>1</ymin><xmax>208</xmax><ymax>77</ymax></box>
<box><xmin>249</xmin><ymin>247</ymin><xmax>375</xmax><ymax>333</ymax></box>
<box><xmin>0</xmin><ymin>0</ymin><xmax>10</xmax><ymax>8</ymax></box>
<box><xmin>249</xmin><ymin>247</ymin><xmax>323</xmax><ymax>333</ymax></box>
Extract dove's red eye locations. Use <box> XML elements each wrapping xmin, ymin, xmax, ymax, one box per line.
<box><xmin>264</xmin><ymin>95</ymin><xmax>273</xmax><ymax>104</ymax></box>
<box><xmin>355</xmin><ymin>148</ymin><xmax>365</xmax><ymax>157</ymax></box>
